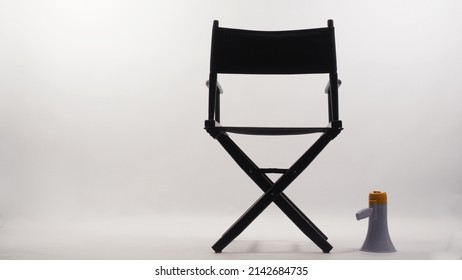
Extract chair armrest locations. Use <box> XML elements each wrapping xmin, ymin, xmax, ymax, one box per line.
<box><xmin>324</xmin><ymin>79</ymin><xmax>342</xmax><ymax>94</ymax></box>
<box><xmin>206</xmin><ymin>80</ymin><xmax>224</xmax><ymax>94</ymax></box>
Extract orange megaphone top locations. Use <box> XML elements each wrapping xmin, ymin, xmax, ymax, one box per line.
<box><xmin>369</xmin><ymin>191</ymin><xmax>387</xmax><ymax>205</ymax></box>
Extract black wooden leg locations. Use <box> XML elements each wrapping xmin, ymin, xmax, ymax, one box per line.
<box><xmin>215</xmin><ymin>133</ymin><xmax>329</xmax><ymax>241</ymax></box>
<box><xmin>212</xmin><ymin>132</ymin><xmax>333</xmax><ymax>253</ymax></box>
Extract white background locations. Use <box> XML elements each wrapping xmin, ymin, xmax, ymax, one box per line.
<box><xmin>0</xmin><ymin>0</ymin><xmax>461</xmax><ymax>259</ymax></box>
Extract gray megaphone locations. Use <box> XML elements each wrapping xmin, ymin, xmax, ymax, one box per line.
<box><xmin>356</xmin><ymin>191</ymin><xmax>396</xmax><ymax>253</ymax></box>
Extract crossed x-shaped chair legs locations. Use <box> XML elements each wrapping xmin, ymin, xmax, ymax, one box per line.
<box><xmin>207</xmin><ymin>121</ymin><xmax>342</xmax><ymax>253</ymax></box>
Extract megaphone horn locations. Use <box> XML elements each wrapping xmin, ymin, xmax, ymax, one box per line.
<box><xmin>356</xmin><ymin>191</ymin><xmax>396</xmax><ymax>253</ymax></box>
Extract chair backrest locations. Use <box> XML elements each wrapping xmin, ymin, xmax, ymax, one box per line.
<box><xmin>207</xmin><ymin>20</ymin><xmax>340</xmax><ymax>123</ymax></box>
<box><xmin>210</xmin><ymin>20</ymin><xmax>337</xmax><ymax>75</ymax></box>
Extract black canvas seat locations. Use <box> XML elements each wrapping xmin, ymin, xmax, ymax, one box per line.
<box><xmin>205</xmin><ymin>121</ymin><xmax>330</xmax><ymax>136</ymax></box>
<box><xmin>204</xmin><ymin>20</ymin><xmax>343</xmax><ymax>253</ymax></box>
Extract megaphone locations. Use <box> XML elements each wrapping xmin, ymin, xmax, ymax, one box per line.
<box><xmin>356</xmin><ymin>191</ymin><xmax>396</xmax><ymax>253</ymax></box>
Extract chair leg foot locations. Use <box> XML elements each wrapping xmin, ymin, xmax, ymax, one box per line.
<box><xmin>320</xmin><ymin>242</ymin><xmax>333</xmax><ymax>253</ymax></box>
<box><xmin>212</xmin><ymin>245</ymin><xmax>222</xmax><ymax>253</ymax></box>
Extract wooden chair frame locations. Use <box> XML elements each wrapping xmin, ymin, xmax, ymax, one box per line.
<box><xmin>204</xmin><ymin>20</ymin><xmax>343</xmax><ymax>253</ymax></box>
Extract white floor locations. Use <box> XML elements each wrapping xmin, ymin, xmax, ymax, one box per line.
<box><xmin>0</xmin><ymin>214</ymin><xmax>460</xmax><ymax>260</ymax></box>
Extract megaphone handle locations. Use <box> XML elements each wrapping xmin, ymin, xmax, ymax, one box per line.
<box><xmin>356</xmin><ymin>208</ymin><xmax>373</xmax><ymax>220</ymax></box>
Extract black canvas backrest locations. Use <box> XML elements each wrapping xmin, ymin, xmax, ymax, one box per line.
<box><xmin>210</xmin><ymin>22</ymin><xmax>337</xmax><ymax>75</ymax></box>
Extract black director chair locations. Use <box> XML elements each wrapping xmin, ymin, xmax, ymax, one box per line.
<box><xmin>204</xmin><ymin>19</ymin><xmax>342</xmax><ymax>253</ymax></box>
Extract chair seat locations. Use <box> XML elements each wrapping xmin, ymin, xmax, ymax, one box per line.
<box><xmin>221</xmin><ymin>126</ymin><xmax>329</xmax><ymax>136</ymax></box>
